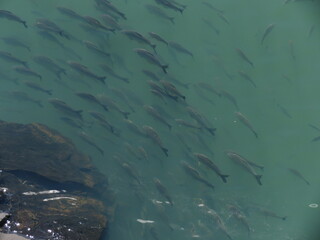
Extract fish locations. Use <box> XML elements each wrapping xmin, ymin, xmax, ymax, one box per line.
<box><xmin>75</xmin><ymin>92</ymin><xmax>108</xmax><ymax>112</ymax></box>
<box><xmin>134</xmin><ymin>48</ymin><xmax>168</xmax><ymax>74</ymax></box>
<box><xmin>96</xmin><ymin>0</ymin><xmax>127</xmax><ymax>20</ymax></box>
<box><xmin>0</xmin><ymin>51</ymin><xmax>27</xmax><ymax>67</ymax></box>
<box><xmin>194</xmin><ymin>153</ymin><xmax>229</xmax><ymax>183</ymax></box>
<box><xmin>168</xmin><ymin>41</ymin><xmax>194</xmax><ymax>58</ymax></box>
<box><xmin>89</xmin><ymin>111</ymin><xmax>115</xmax><ymax>134</ymax></box>
<box><xmin>67</xmin><ymin>61</ymin><xmax>106</xmax><ymax>84</ymax></box>
<box><xmin>148</xmin><ymin>32</ymin><xmax>168</xmax><ymax>45</ymax></box>
<box><xmin>100</xmin><ymin>64</ymin><xmax>129</xmax><ymax>83</ymax></box>
<box><xmin>205</xmin><ymin>207</ymin><xmax>233</xmax><ymax>240</ymax></box>
<box><xmin>35</xmin><ymin>18</ymin><xmax>69</xmax><ymax>39</ymax></box>
<box><xmin>176</xmin><ymin>133</ymin><xmax>192</xmax><ymax>153</ymax></box>
<box><xmin>0</xmin><ymin>70</ymin><xmax>18</xmax><ymax>85</ymax></box>
<box><xmin>261</xmin><ymin>23</ymin><xmax>275</xmax><ymax>44</ymax></box>
<box><xmin>287</xmin><ymin>168</ymin><xmax>310</xmax><ymax>185</ymax></box>
<box><xmin>225</xmin><ymin>150</ymin><xmax>262</xmax><ymax>185</ymax></box>
<box><xmin>121</xmin><ymin>162</ymin><xmax>141</xmax><ymax>185</ymax></box>
<box><xmin>196</xmin><ymin>82</ymin><xmax>221</xmax><ymax>97</ymax></box>
<box><xmin>236</xmin><ymin>48</ymin><xmax>254</xmax><ymax>68</ymax></box>
<box><xmin>33</xmin><ymin>56</ymin><xmax>66</xmax><ymax>79</ymax></box>
<box><xmin>48</xmin><ymin>98</ymin><xmax>83</xmax><ymax>121</ymax></box>
<box><xmin>142</xmin><ymin>70</ymin><xmax>160</xmax><ymax>81</ymax></box>
<box><xmin>154</xmin><ymin>178</ymin><xmax>173</xmax><ymax>205</ymax></box>
<box><xmin>78</xmin><ymin>131</ymin><xmax>104</xmax><ymax>155</ymax></box>
<box><xmin>8</xmin><ymin>91</ymin><xmax>43</xmax><ymax>107</ymax></box>
<box><xmin>175</xmin><ymin>119</ymin><xmax>201</xmax><ymax>129</ymax></box>
<box><xmin>23</xmin><ymin>81</ymin><xmax>52</xmax><ymax>95</ymax></box>
<box><xmin>83</xmin><ymin>40</ymin><xmax>111</xmax><ymax>58</ymax></box>
<box><xmin>308</xmin><ymin>24</ymin><xmax>315</xmax><ymax>38</ymax></box>
<box><xmin>235</xmin><ymin>111</ymin><xmax>258</xmax><ymax>138</ymax></box>
<box><xmin>187</xmin><ymin>106</ymin><xmax>216</xmax><ymax>136</ymax></box>
<box><xmin>193</xmin><ymin>85</ymin><xmax>216</xmax><ymax>106</ymax></box>
<box><xmin>289</xmin><ymin>40</ymin><xmax>295</xmax><ymax>60</ymax></box>
<box><xmin>201</xmin><ymin>2</ymin><xmax>224</xmax><ymax>14</ymax></box>
<box><xmin>148</xmin><ymin>80</ymin><xmax>177</xmax><ymax>101</ymax></box>
<box><xmin>1</xmin><ymin>36</ymin><xmax>30</xmax><ymax>51</ymax></box>
<box><xmin>0</xmin><ymin>10</ymin><xmax>27</xmax><ymax>28</ymax></box>
<box><xmin>142</xmin><ymin>125</ymin><xmax>168</xmax><ymax>157</ymax></box>
<box><xmin>154</xmin><ymin>0</ymin><xmax>184</xmax><ymax>14</ymax></box>
<box><xmin>110</xmin><ymin>88</ymin><xmax>135</xmax><ymax>112</ymax></box>
<box><xmin>254</xmin><ymin>207</ymin><xmax>287</xmax><ymax>220</ymax></box>
<box><xmin>308</xmin><ymin>124</ymin><xmax>320</xmax><ymax>132</ymax></box>
<box><xmin>277</xmin><ymin>103</ymin><xmax>292</xmax><ymax>119</ymax></box>
<box><xmin>144</xmin><ymin>105</ymin><xmax>172</xmax><ymax>130</ymax></box>
<box><xmin>122</xmin><ymin>30</ymin><xmax>157</xmax><ymax>53</ymax></box>
<box><xmin>137</xmin><ymin>146</ymin><xmax>149</xmax><ymax>161</ymax></box>
<box><xmin>165</xmin><ymin>75</ymin><xmax>190</xmax><ymax>89</ymax></box>
<box><xmin>220</xmin><ymin>90</ymin><xmax>239</xmax><ymax>110</ymax></box>
<box><xmin>145</xmin><ymin>4</ymin><xmax>175</xmax><ymax>24</ymax></box>
<box><xmin>83</xmin><ymin>16</ymin><xmax>115</xmax><ymax>32</ymax></box>
<box><xmin>97</xmin><ymin>94</ymin><xmax>130</xmax><ymax>119</ymax></box>
<box><xmin>37</xmin><ymin>30</ymin><xmax>65</xmax><ymax>48</ymax></box>
<box><xmin>228</xmin><ymin>204</ymin><xmax>251</xmax><ymax>236</ymax></box>
<box><xmin>60</xmin><ymin>117</ymin><xmax>83</xmax><ymax>129</ymax></box>
<box><xmin>202</xmin><ymin>18</ymin><xmax>220</xmax><ymax>35</ymax></box>
<box><xmin>101</xmin><ymin>14</ymin><xmax>122</xmax><ymax>30</ymax></box>
<box><xmin>181</xmin><ymin>161</ymin><xmax>214</xmax><ymax>190</ymax></box>
<box><xmin>227</xmin><ymin>150</ymin><xmax>264</xmax><ymax>170</ymax></box>
<box><xmin>13</xmin><ymin>66</ymin><xmax>42</xmax><ymax>80</ymax></box>
<box><xmin>217</xmin><ymin>12</ymin><xmax>229</xmax><ymax>25</ymax></box>
<box><xmin>56</xmin><ymin>6</ymin><xmax>84</xmax><ymax>21</ymax></box>
<box><xmin>238</xmin><ymin>71</ymin><xmax>256</xmax><ymax>88</ymax></box>
<box><xmin>160</xmin><ymin>80</ymin><xmax>186</xmax><ymax>100</ymax></box>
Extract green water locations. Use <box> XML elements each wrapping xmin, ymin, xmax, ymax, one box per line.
<box><xmin>0</xmin><ymin>0</ymin><xmax>319</xmax><ymax>239</ymax></box>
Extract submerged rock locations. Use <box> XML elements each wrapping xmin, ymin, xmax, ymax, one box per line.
<box><xmin>0</xmin><ymin>121</ymin><xmax>113</xmax><ymax>240</ymax></box>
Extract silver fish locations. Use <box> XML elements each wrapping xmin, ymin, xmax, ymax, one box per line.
<box><xmin>0</xmin><ymin>51</ymin><xmax>27</xmax><ymax>67</ymax></box>
<box><xmin>67</xmin><ymin>61</ymin><xmax>106</xmax><ymax>84</ymax></box>
<box><xmin>13</xmin><ymin>66</ymin><xmax>42</xmax><ymax>80</ymax></box>
<box><xmin>143</xmin><ymin>125</ymin><xmax>168</xmax><ymax>157</ymax></box>
<box><xmin>235</xmin><ymin>111</ymin><xmax>258</xmax><ymax>138</ymax></box>
<box><xmin>194</xmin><ymin>153</ymin><xmax>229</xmax><ymax>183</ymax></box>
<box><xmin>134</xmin><ymin>48</ymin><xmax>168</xmax><ymax>74</ymax></box>
<box><xmin>0</xmin><ymin>10</ymin><xmax>27</xmax><ymax>28</ymax></box>
<box><xmin>23</xmin><ymin>81</ymin><xmax>52</xmax><ymax>95</ymax></box>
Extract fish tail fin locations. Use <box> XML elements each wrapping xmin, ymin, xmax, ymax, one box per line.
<box><xmin>102</xmin><ymin>105</ymin><xmax>109</xmax><ymax>112</ymax></box>
<box><xmin>253</xmin><ymin>131</ymin><xmax>258</xmax><ymax>138</ymax></box>
<box><xmin>38</xmin><ymin>75</ymin><xmax>42</xmax><ymax>81</ymax></box>
<box><xmin>123</xmin><ymin>112</ymin><xmax>130</xmax><ymax>119</ymax></box>
<box><xmin>152</xmin><ymin>45</ymin><xmax>157</xmax><ymax>54</ymax></box>
<box><xmin>121</xmin><ymin>77</ymin><xmax>130</xmax><ymax>83</ymax></box>
<box><xmin>220</xmin><ymin>174</ymin><xmax>229</xmax><ymax>183</ymax></box>
<box><xmin>26</xmin><ymin>47</ymin><xmax>31</xmax><ymax>52</ymax></box>
<box><xmin>47</xmin><ymin>90</ymin><xmax>53</xmax><ymax>96</ymax></box>
<box><xmin>182</xmin><ymin>95</ymin><xmax>186</xmax><ymax>100</ymax></box>
<box><xmin>168</xmin><ymin>124</ymin><xmax>172</xmax><ymax>130</ymax></box>
<box><xmin>98</xmin><ymin>148</ymin><xmax>104</xmax><ymax>155</ymax></box>
<box><xmin>37</xmin><ymin>101</ymin><xmax>43</xmax><ymax>108</ymax></box>
<box><xmin>255</xmin><ymin>175</ymin><xmax>262</xmax><ymax>185</ymax></box>
<box><xmin>161</xmin><ymin>65</ymin><xmax>169</xmax><ymax>74</ymax></box>
<box><xmin>206</xmin><ymin>127</ymin><xmax>216</xmax><ymax>136</ymax></box>
<box><xmin>282</xmin><ymin>216</ymin><xmax>287</xmax><ymax>221</ymax></box>
<box><xmin>23</xmin><ymin>21</ymin><xmax>28</xmax><ymax>28</ymax></box>
<box><xmin>161</xmin><ymin>147</ymin><xmax>169</xmax><ymax>157</ymax></box>
<box><xmin>99</xmin><ymin>76</ymin><xmax>106</xmax><ymax>84</ymax></box>
<box><xmin>170</xmin><ymin>17</ymin><xmax>175</xmax><ymax>24</ymax></box>
<box><xmin>179</xmin><ymin>8</ymin><xmax>184</xmax><ymax>14</ymax></box>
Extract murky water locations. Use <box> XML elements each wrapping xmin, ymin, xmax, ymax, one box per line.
<box><xmin>0</xmin><ymin>0</ymin><xmax>319</xmax><ymax>239</ymax></box>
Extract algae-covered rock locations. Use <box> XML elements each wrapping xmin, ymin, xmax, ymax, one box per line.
<box><xmin>0</xmin><ymin>121</ymin><xmax>113</xmax><ymax>240</ymax></box>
